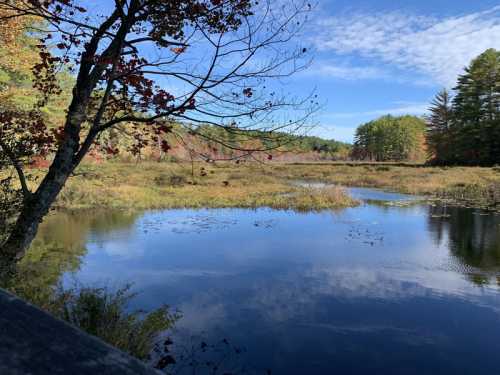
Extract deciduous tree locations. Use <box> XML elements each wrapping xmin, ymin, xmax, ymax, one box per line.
<box><xmin>0</xmin><ymin>0</ymin><xmax>315</xmax><ymax>271</ymax></box>
<box><xmin>352</xmin><ymin>115</ymin><xmax>425</xmax><ymax>162</ymax></box>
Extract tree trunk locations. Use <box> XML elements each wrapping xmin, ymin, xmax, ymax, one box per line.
<box><xmin>5</xmin><ymin>173</ymin><xmax>68</xmax><ymax>252</ymax></box>
<box><xmin>0</xmin><ymin>11</ymin><xmax>128</xmax><ymax>280</ymax></box>
<box><xmin>2</xmin><ymin>147</ymin><xmax>77</xmax><ymax>259</ymax></box>
<box><xmin>1</xmin><ymin>104</ymin><xmax>85</xmax><ymax>272</ymax></box>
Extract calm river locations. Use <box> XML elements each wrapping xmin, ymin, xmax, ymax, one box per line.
<box><xmin>31</xmin><ymin>188</ymin><xmax>500</xmax><ymax>374</ymax></box>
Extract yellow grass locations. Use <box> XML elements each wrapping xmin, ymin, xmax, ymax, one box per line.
<box><xmin>20</xmin><ymin>161</ymin><xmax>500</xmax><ymax>211</ymax></box>
<box><xmin>52</xmin><ymin>161</ymin><xmax>358</xmax><ymax>211</ymax></box>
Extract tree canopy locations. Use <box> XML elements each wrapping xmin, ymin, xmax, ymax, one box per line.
<box><xmin>352</xmin><ymin>115</ymin><xmax>426</xmax><ymax>162</ymax></box>
<box><xmin>426</xmin><ymin>48</ymin><xmax>500</xmax><ymax>166</ymax></box>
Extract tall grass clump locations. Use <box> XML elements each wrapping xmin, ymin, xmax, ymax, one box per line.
<box><xmin>289</xmin><ymin>186</ymin><xmax>358</xmax><ymax>211</ymax></box>
<box><xmin>261</xmin><ymin>186</ymin><xmax>358</xmax><ymax>212</ymax></box>
<box><xmin>436</xmin><ymin>182</ymin><xmax>500</xmax><ymax>209</ymax></box>
<box><xmin>50</xmin><ymin>284</ymin><xmax>180</xmax><ymax>360</ymax></box>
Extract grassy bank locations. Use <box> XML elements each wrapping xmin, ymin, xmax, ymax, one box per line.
<box><xmin>51</xmin><ymin>161</ymin><xmax>358</xmax><ymax>211</ymax></box>
<box><xmin>269</xmin><ymin>163</ymin><xmax>500</xmax><ymax>210</ymax></box>
<box><xmin>29</xmin><ymin>161</ymin><xmax>500</xmax><ymax>211</ymax></box>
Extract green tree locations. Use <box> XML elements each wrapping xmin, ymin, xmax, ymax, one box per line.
<box><xmin>353</xmin><ymin>115</ymin><xmax>426</xmax><ymax>162</ymax></box>
<box><xmin>452</xmin><ymin>48</ymin><xmax>500</xmax><ymax>165</ymax></box>
<box><xmin>426</xmin><ymin>89</ymin><xmax>454</xmax><ymax>164</ymax></box>
<box><xmin>0</xmin><ymin>3</ymin><xmax>40</xmax><ymax>111</ymax></box>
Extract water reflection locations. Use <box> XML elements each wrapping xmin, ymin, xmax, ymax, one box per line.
<box><xmin>169</xmin><ymin>260</ymin><xmax>500</xmax><ymax>374</ymax></box>
<box><xmin>11</xmin><ymin>210</ymin><xmax>139</xmax><ymax>306</ymax></box>
<box><xmin>35</xmin><ymin>209</ymin><xmax>139</xmax><ymax>247</ymax></box>
<box><xmin>347</xmin><ymin>187</ymin><xmax>420</xmax><ymax>202</ymax></box>
<box><xmin>17</xmin><ymin>196</ymin><xmax>500</xmax><ymax>374</ymax></box>
<box><xmin>428</xmin><ymin>205</ymin><xmax>500</xmax><ymax>285</ymax></box>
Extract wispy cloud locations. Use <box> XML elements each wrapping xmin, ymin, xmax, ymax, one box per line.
<box><xmin>308</xmin><ymin>60</ymin><xmax>434</xmax><ymax>86</ymax></box>
<box><xmin>324</xmin><ymin>102</ymin><xmax>429</xmax><ymax>120</ymax></box>
<box><xmin>308</xmin><ymin>62</ymin><xmax>390</xmax><ymax>80</ymax></box>
<box><xmin>311</xmin><ymin>6</ymin><xmax>500</xmax><ymax>86</ymax></box>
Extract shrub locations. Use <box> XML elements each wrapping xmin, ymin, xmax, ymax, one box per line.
<box><xmin>50</xmin><ymin>284</ymin><xmax>180</xmax><ymax>360</ymax></box>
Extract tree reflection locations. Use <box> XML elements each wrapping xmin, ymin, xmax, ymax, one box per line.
<box><xmin>427</xmin><ymin>205</ymin><xmax>500</xmax><ymax>285</ymax></box>
<box><xmin>5</xmin><ymin>209</ymin><xmax>139</xmax><ymax>307</ymax></box>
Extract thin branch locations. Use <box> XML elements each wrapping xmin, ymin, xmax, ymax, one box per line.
<box><xmin>0</xmin><ymin>140</ymin><xmax>31</xmax><ymax>200</ymax></box>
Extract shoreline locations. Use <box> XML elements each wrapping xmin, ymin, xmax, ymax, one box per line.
<box><xmin>23</xmin><ymin>161</ymin><xmax>499</xmax><ymax>212</ymax></box>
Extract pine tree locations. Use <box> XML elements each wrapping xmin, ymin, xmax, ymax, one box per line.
<box><xmin>452</xmin><ymin>49</ymin><xmax>500</xmax><ymax>165</ymax></box>
<box><xmin>426</xmin><ymin>89</ymin><xmax>454</xmax><ymax>164</ymax></box>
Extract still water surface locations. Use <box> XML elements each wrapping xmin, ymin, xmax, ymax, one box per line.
<box><xmin>33</xmin><ymin>188</ymin><xmax>500</xmax><ymax>374</ymax></box>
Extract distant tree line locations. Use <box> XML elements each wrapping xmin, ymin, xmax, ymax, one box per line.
<box><xmin>426</xmin><ymin>48</ymin><xmax>500</xmax><ymax>166</ymax></box>
<box><xmin>194</xmin><ymin>124</ymin><xmax>352</xmax><ymax>160</ymax></box>
<box><xmin>279</xmin><ymin>134</ymin><xmax>351</xmax><ymax>158</ymax></box>
<box><xmin>352</xmin><ymin>115</ymin><xmax>426</xmax><ymax>162</ymax></box>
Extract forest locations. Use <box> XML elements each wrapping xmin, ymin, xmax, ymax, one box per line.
<box><xmin>2</xmin><ymin>11</ymin><xmax>497</xmax><ymax>170</ymax></box>
<box><xmin>352</xmin><ymin>115</ymin><xmax>426</xmax><ymax>162</ymax></box>
<box><xmin>426</xmin><ymin>49</ymin><xmax>500</xmax><ymax>166</ymax></box>
<box><xmin>352</xmin><ymin>49</ymin><xmax>500</xmax><ymax>165</ymax></box>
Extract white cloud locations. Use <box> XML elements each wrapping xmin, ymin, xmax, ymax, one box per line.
<box><xmin>325</xmin><ymin>102</ymin><xmax>429</xmax><ymax>119</ymax></box>
<box><xmin>309</xmin><ymin>63</ymin><xmax>390</xmax><ymax>80</ymax></box>
<box><xmin>309</xmin><ymin>60</ymin><xmax>435</xmax><ymax>86</ymax></box>
<box><xmin>312</xmin><ymin>6</ymin><xmax>500</xmax><ymax>86</ymax></box>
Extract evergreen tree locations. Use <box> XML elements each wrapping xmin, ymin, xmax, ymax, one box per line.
<box><xmin>426</xmin><ymin>89</ymin><xmax>454</xmax><ymax>164</ymax></box>
<box><xmin>452</xmin><ymin>48</ymin><xmax>500</xmax><ymax>165</ymax></box>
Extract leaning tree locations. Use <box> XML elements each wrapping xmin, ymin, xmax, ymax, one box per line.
<box><xmin>0</xmin><ymin>0</ymin><xmax>316</xmax><ymax>271</ymax></box>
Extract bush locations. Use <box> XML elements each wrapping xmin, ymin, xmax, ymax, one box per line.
<box><xmin>50</xmin><ymin>284</ymin><xmax>180</xmax><ymax>360</ymax></box>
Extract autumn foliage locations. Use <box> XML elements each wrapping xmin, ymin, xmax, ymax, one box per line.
<box><xmin>0</xmin><ymin>0</ymin><xmax>314</xmax><ymax>262</ymax></box>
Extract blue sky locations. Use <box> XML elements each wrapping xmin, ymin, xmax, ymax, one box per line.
<box><xmin>79</xmin><ymin>0</ymin><xmax>500</xmax><ymax>143</ymax></box>
<box><xmin>287</xmin><ymin>0</ymin><xmax>500</xmax><ymax>142</ymax></box>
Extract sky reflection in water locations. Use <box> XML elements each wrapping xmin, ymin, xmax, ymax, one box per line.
<box><xmin>35</xmin><ymin>189</ymin><xmax>500</xmax><ymax>374</ymax></box>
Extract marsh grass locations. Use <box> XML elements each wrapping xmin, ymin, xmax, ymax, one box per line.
<box><xmin>434</xmin><ymin>182</ymin><xmax>500</xmax><ymax>209</ymax></box>
<box><xmin>259</xmin><ymin>186</ymin><xmax>357</xmax><ymax>211</ymax></box>
<box><xmin>274</xmin><ymin>163</ymin><xmax>500</xmax><ymax>209</ymax></box>
<box><xmin>17</xmin><ymin>161</ymin><xmax>500</xmax><ymax>211</ymax></box>
<box><xmin>44</xmin><ymin>161</ymin><xmax>358</xmax><ymax>211</ymax></box>
<box><xmin>48</xmin><ymin>284</ymin><xmax>179</xmax><ymax>360</ymax></box>
<box><xmin>5</xmin><ymin>242</ymin><xmax>179</xmax><ymax>364</ymax></box>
